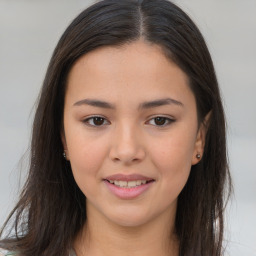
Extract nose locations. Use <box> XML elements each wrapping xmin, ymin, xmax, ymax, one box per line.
<box><xmin>109</xmin><ymin>121</ymin><xmax>146</xmax><ymax>165</ymax></box>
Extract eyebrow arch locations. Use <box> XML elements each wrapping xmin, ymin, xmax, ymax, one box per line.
<box><xmin>73</xmin><ymin>97</ymin><xmax>184</xmax><ymax>110</ymax></box>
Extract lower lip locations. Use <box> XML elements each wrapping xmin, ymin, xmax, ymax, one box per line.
<box><xmin>103</xmin><ymin>180</ymin><xmax>154</xmax><ymax>199</ymax></box>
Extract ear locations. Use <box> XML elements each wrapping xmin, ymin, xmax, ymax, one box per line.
<box><xmin>61</xmin><ymin>130</ymin><xmax>70</xmax><ymax>161</ymax></box>
<box><xmin>191</xmin><ymin>111</ymin><xmax>211</xmax><ymax>165</ymax></box>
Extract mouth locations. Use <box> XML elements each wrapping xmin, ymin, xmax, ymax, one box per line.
<box><xmin>103</xmin><ymin>179</ymin><xmax>155</xmax><ymax>188</ymax></box>
<box><xmin>103</xmin><ymin>174</ymin><xmax>155</xmax><ymax>199</ymax></box>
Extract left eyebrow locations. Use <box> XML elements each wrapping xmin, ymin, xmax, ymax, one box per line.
<box><xmin>73</xmin><ymin>97</ymin><xmax>184</xmax><ymax>110</ymax></box>
<box><xmin>138</xmin><ymin>98</ymin><xmax>184</xmax><ymax>110</ymax></box>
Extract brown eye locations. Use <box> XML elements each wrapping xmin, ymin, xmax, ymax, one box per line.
<box><xmin>155</xmin><ymin>117</ymin><xmax>166</xmax><ymax>126</ymax></box>
<box><xmin>83</xmin><ymin>116</ymin><xmax>109</xmax><ymax>127</ymax></box>
<box><xmin>148</xmin><ymin>116</ymin><xmax>175</xmax><ymax>127</ymax></box>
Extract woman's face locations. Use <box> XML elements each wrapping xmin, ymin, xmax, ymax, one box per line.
<box><xmin>62</xmin><ymin>40</ymin><xmax>205</xmax><ymax>227</ymax></box>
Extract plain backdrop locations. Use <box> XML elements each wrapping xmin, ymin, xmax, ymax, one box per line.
<box><xmin>0</xmin><ymin>0</ymin><xmax>255</xmax><ymax>255</ymax></box>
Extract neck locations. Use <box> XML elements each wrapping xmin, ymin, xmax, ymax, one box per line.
<box><xmin>74</xmin><ymin>201</ymin><xmax>179</xmax><ymax>256</ymax></box>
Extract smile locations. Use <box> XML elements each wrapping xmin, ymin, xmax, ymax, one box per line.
<box><xmin>106</xmin><ymin>180</ymin><xmax>152</xmax><ymax>188</ymax></box>
<box><xmin>103</xmin><ymin>175</ymin><xmax>155</xmax><ymax>199</ymax></box>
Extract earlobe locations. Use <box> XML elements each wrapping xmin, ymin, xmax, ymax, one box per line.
<box><xmin>191</xmin><ymin>111</ymin><xmax>211</xmax><ymax>165</ymax></box>
<box><xmin>61</xmin><ymin>131</ymin><xmax>70</xmax><ymax>161</ymax></box>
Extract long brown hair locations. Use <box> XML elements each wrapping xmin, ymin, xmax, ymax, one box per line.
<box><xmin>0</xmin><ymin>0</ymin><xmax>232</xmax><ymax>255</ymax></box>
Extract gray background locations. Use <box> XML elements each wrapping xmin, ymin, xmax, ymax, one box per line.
<box><xmin>0</xmin><ymin>0</ymin><xmax>255</xmax><ymax>255</ymax></box>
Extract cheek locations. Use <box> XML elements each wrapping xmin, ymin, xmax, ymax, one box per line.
<box><xmin>150</xmin><ymin>127</ymin><xmax>196</xmax><ymax>189</ymax></box>
<box><xmin>152</xmin><ymin>130</ymin><xmax>195</xmax><ymax>166</ymax></box>
<box><xmin>65</xmin><ymin>129</ymin><xmax>108</xmax><ymax>190</ymax></box>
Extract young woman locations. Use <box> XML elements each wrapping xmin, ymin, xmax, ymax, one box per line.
<box><xmin>0</xmin><ymin>0</ymin><xmax>232</xmax><ymax>255</ymax></box>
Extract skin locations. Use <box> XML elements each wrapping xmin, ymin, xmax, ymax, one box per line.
<box><xmin>62</xmin><ymin>40</ymin><xmax>207</xmax><ymax>256</ymax></box>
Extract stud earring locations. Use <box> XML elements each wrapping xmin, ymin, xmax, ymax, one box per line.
<box><xmin>196</xmin><ymin>153</ymin><xmax>201</xmax><ymax>159</ymax></box>
<box><xmin>63</xmin><ymin>151</ymin><xmax>67</xmax><ymax>159</ymax></box>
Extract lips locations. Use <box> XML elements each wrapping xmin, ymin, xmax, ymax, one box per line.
<box><xmin>103</xmin><ymin>173</ymin><xmax>155</xmax><ymax>199</ymax></box>
<box><xmin>104</xmin><ymin>173</ymin><xmax>154</xmax><ymax>182</ymax></box>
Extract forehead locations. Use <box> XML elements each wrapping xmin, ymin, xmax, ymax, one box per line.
<box><xmin>65</xmin><ymin>40</ymin><xmax>194</xmax><ymax>109</ymax></box>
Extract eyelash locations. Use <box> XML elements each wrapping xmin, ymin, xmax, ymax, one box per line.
<box><xmin>82</xmin><ymin>116</ymin><xmax>175</xmax><ymax>128</ymax></box>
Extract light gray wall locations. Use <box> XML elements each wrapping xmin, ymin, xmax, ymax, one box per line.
<box><xmin>0</xmin><ymin>0</ymin><xmax>255</xmax><ymax>255</ymax></box>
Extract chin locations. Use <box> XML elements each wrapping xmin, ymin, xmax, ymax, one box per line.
<box><xmin>105</xmin><ymin>206</ymin><xmax>154</xmax><ymax>228</ymax></box>
<box><xmin>111</xmin><ymin>216</ymin><xmax>149</xmax><ymax>228</ymax></box>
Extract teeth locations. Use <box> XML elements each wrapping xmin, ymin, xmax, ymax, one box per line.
<box><xmin>136</xmin><ymin>180</ymin><xmax>142</xmax><ymax>185</ymax></box>
<box><xmin>128</xmin><ymin>181</ymin><xmax>137</xmax><ymax>187</ymax></box>
<box><xmin>119</xmin><ymin>181</ymin><xmax>127</xmax><ymax>187</ymax></box>
<box><xmin>108</xmin><ymin>180</ymin><xmax>149</xmax><ymax>188</ymax></box>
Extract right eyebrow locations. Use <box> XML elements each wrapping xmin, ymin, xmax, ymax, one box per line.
<box><xmin>73</xmin><ymin>99</ymin><xmax>115</xmax><ymax>109</ymax></box>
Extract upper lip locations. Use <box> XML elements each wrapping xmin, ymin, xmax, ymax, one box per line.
<box><xmin>104</xmin><ymin>173</ymin><xmax>154</xmax><ymax>182</ymax></box>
